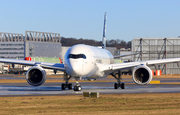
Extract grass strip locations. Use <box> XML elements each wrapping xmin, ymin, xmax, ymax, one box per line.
<box><xmin>1</xmin><ymin>93</ymin><xmax>180</xmax><ymax>115</ymax></box>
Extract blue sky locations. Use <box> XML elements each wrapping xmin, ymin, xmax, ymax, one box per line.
<box><xmin>0</xmin><ymin>0</ymin><xmax>180</xmax><ymax>42</ymax></box>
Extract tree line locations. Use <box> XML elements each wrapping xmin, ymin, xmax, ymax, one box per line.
<box><xmin>61</xmin><ymin>37</ymin><xmax>131</xmax><ymax>49</ymax></box>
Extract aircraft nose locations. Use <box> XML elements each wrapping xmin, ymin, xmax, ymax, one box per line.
<box><xmin>71</xmin><ymin>64</ymin><xmax>80</xmax><ymax>75</ymax></box>
<box><xmin>69</xmin><ymin>61</ymin><xmax>83</xmax><ymax>76</ymax></box>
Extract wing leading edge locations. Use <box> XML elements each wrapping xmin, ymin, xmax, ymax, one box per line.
<box><xmin>101</xmin><ymin>58</ymin><xmax>180</xmax><ymax>73</ymax></box>
<box><xmin>0</xmin><ymin>58</ymin><xmax>65</xmax><ymax>71</ymax></box>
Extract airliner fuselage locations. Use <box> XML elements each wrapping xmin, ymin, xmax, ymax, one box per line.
<box><xmin>64</xmin><ymin>44</ymin><xmax>114</xmax><ymax>79</ymax></box>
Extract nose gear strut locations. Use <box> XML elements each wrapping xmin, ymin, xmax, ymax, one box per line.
<box><xmin>73</xmin><ymin>77</ymin><xmax>82</xmax><ymax>91</ymax></box>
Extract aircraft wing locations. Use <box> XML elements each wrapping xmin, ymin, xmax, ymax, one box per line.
<box><xmin>0</xmin><ymin>58</ymin><xmax>65</xmax><ymax>71</ymax></box>
<box><xmin>101</xmin><ymin>58</ymin><xmax>180</xmax><ymax>72</ymax></box>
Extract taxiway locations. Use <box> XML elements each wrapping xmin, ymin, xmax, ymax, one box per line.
<box><xmin>0</xmin><ymin>75</ymin><xmax>180</xmax><ymax>96</ymax></box>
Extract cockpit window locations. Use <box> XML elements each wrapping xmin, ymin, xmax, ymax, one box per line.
<box><xmin>68</xmin><ymin>54</ymin><xmax>86</xmax><ymax>59</ymax></box>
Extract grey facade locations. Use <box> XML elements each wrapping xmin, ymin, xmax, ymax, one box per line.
<box><xmin>0</xmin><ymin>31</ymin><xmax>61</xmax><ymax>60</ymax></box>
<box><xmin>0</xmin><ymin>42</ymin><xmax>24</xmax><ymax>59</ymax></box>
<box><xmin>0</xmin><ymin>32</ymin><xmax>24</xmax><ymax>59</ymax></box>
<box><xmin>25</xmin><ymin>31</ymin><xmax>61</xmax><ymax>58</ymax></box>
<box><xmin>132</xmin><ymin>38</ymin><xmax>180</xmax><ymax>74</ymax></box>
<box><xmin>25</xmin><ymin>31</ymin><xmax>62</xmax><ymax>58</ymax></box>
<box><xmin>25</xmin><ymin>41</ymin><xmax>62</xmax><ymax>58</ymax></box>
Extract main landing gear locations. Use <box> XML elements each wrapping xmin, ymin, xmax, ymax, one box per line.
<box><xmin>61</xmin><ymin>72</ymin><xmax>82</xmax><ymax>91</ymax></box>
<box><xmin>111</xmin><ymin>71</ymin><xmax>125</xmax><ymax>89</ymax></box>
<box><xmin>61</xmin><ymin>72</ymin><xmax>72</xmax><ymax>90</ymax></box>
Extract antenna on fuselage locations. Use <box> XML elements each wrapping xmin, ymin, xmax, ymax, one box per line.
<box><xmin>102</xmin><ymin>12</ymin><xmax>107</xmax><ymax>49</ymax></box>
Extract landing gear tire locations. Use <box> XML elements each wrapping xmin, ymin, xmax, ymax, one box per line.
<box><xmin>114</xmin><ymin>83</ymin><xmax>118</xmax><ymax>89</ymax></box>
<box><xmin>61</xmin><ymin>83</ymin><xmax>72</xmax><ymax>90</ymax></box>
<box><xmin>121</xmin><ymin>83</ymin><xmax>125</xmax><ymax>89</ymax></box>
<box><xmin>61</xmin><ymin>83</ymin><xmax>66</xmax><ymax>90</ymax></box>
<box><xmin>74</xmin><ymin>86</ymin><xmax>82</xmax><ymax>91</ymax></box>
<box><xmin>114</xmin><ymin>82</ymin><xmax>125</xmax><ymax>89</ymax></box>
<box><xmin>74</xmin><ymin>86</ymin><xmax>77</xmax><ymax>91</ymax></box>
<box><xmin>68</xmin><ymin>83</ymin><xmax>72</xmax><ymax>90</ymax></box>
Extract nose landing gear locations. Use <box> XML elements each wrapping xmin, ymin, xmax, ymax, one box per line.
<box><xmin>73</xmin><ymin>78</ymin><xmax>82</xmax><ymax>91</ymax></box>
<box><xmin>61</xmin><ymin>72</ymin><xmax>82</xmax><ymax>91</ymax></box>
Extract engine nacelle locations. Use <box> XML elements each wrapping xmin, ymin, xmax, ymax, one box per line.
<box><xmin>132</xmin><ymin>65</ymin><xmax>152</xmax><ymax>85</ymax></box>
<box><xmin>26</xmin><ymin>66</ymin><xmax>46</xmax><ymax>86</ymax></box>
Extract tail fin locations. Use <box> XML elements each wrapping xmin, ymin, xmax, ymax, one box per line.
<box><xmin>102</xmin><ymin>12</ymin><xmax>107</xmax><ymax>49</ymax></box>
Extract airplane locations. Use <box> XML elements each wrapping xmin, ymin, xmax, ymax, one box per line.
<box><xmin>0</xmin><ymin>13</ymin><xmax>180</xmax><ymax>91</ymax></box>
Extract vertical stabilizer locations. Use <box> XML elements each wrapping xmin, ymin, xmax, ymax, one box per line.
<box><xmin>102</xmin><ymin>12</ymin><xmax>107</xmax><ymax>49</ymax></box>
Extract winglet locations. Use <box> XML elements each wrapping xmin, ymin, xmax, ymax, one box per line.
<box><xmin>102</xmin><ymin>12</ymin><xmax>107</xmax><ymax>49</ymax></box>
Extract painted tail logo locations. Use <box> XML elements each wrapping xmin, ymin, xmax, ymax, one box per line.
<box><xmin>102</xmin><ymin>12</ymin><xmax>107</xmax><ymax>49</ymax></box>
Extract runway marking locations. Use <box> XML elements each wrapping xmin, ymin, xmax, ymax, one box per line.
<box><xmin>150</xmin><ymin>81</ymin><xmax>160</xmax><ymax>84</ymax></box>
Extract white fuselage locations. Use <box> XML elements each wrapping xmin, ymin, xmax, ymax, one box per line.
<box><xmin>64</xmin><ymin>44</ymin><xmax>114</xmax><ymax>79</ymax></box>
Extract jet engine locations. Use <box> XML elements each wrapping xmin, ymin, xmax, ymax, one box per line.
<box><xmin>26</xmin><ymin>66</ymin><xmax>46</xmax><ymax>86</ymax></box>
<box><xmin>132</xmin><ymin>65</ymin><xmax>152</xmax><ymax>85</ymax></box>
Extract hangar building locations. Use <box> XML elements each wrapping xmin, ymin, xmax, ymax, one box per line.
<box><xmin>0</xmin><ymin>31</ymin><xmax>61</xmax><ymax>60</ymax></box>
<box><xmin>25</xmin><ymin>31</ymin><xmax>61</xmax><ymax>58</ymax></box>
<box><xmin>0</xmin><ymin>32</ymin><xmax>24</xmax><ymax>59</ymax></box>
<box><xmin>132</xmin><ymin>38</ymin><xmax>180</xmax><ymax>74</ymax></box>
<box><xmin>0</xmin><ymin>31</ymin><xmax>61</xmax><ymax>73</ymax></box>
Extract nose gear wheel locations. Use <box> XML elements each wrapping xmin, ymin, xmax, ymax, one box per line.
<box><xmin>73</xmin><ymin>78</ymin><xmax>82</xmax><ymax>91</ymax></box>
